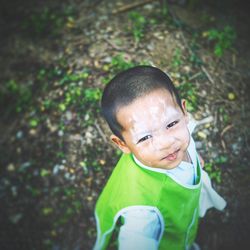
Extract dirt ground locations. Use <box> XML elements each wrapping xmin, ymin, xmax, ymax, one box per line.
<box><xmin>0</xmin><ymin>0</ymin><xmax>249</xmax><ymax>249</ymax></box>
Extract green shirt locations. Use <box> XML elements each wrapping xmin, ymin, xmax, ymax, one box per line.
<box><xmin>94</xmin><ymin>153</ymin><xmax>201</xmax><ymax>250</ymax></box>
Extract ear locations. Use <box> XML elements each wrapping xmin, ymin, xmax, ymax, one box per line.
<box><xmin>110</xmin><ymin>134</ymin><xmax>131</xmax><ymax>154</ymax></box>
<box><xmin>181</xmin><ymin>99</ymin><xmax>189</xmax><ymax>123</ymax></box>
<box><xmin>181</xmin><ymin>99</ymin><xmax>187</xmax><ymax>112</ymax></box>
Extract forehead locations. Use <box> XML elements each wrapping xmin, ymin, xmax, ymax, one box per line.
<box><xmin>116</xmin><ymin>89</ymin><xmax>181</xmax><ymax>131</ymax></box>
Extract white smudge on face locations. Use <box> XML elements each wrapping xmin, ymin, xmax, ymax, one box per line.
<box><xmin>128</xmin><ymin>96</ymin><xmax>181</xmax><ymax>146</ymax></box>
<box><xmin>116</xmin><ymin>88</ymin><xmax>189</xmax><ymax>170</ymax></box>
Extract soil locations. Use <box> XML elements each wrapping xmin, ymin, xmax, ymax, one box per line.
<box><xmin>0</xmin><ymin>0</ymin><xmax>249</xmax><ymax>250</ymax></box>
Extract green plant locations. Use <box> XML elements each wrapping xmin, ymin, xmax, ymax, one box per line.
<box><xmin>171</xmin><ymin>48</ymin><xmax>182</xmax><ymax>68</ymax></box>
<box><xmin>22</xmin><ymin>4</ymin><xmax>76</xmax><ymax>37</ymax></box>
<box><xmin>84</xmin><ymin>88</ymin><xmax>101</xmax><ymax>102</ymax></box>
<box><xmin>205</xmin><ymin>155</ymin><xmax>228</xmax><ymax>184</ymax></box>
<box><xmin>187</xmin><ymin>33</ymin><xmax>203</xmax><ymax>66</ymax></box>
<box><xmin>22</xmin><ymin>7</ymin><xmax>64</xmax><ymax>36</ymax></box>
<box><xmin>219</xmin><ymin>107</ymin><xmax>230</xmax><ymax>124</ymax></box>
<box><xmin>128</xmin><ymin>11</ymin><xmax>147</xmax><ymax>43</ymax></box>
<box><xmin>59</xmin><ymin>70</ymin><xmax>89</xmax><ymax>86</ymax></box>
<box><xmin>101</xmin><ymin>54</ymin><xmax>136</xmax><ymax>85</ymax></box>
<box><xmin>0</xmin><ymin>79</ymin><xmax>32</xmax><ymax>114</ymax></box>
<box><xmin>161</xmin><ymin>0</ymin><xmax>169</xmax><ymax>17</ymax></box>
<box><xmin>177</xmin><ymin>82</ymin><xmax>198</xmax><ymax>112</ymax></box>
<box><xmin>29</xmin><ymin>118</ymin><xmax>39</xmax><ymax>128</ymax></box>
<box><xmin>203</xmin><ymin>25</ymin><xmax>236</xmax><ymax>57</ymax></box>
<box><xmin>111</xmin><ymin>54</ymin><xmax>136</xmax><ymax>72</ymax></box>
<box><xmin>204</xmin><ymin>162</ymin><xmax>222</xmax><ymax>184</ymax></box>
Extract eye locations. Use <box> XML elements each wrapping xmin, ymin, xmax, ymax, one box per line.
<box><xmin>167</xmin><ymin>120</ymin><xmax>179</xmax><ymax>129</ymax></box>
<box><xmin>137</xmin><ymin>135</ymin><xmax>152</xmax><ymax>144</ymax></box>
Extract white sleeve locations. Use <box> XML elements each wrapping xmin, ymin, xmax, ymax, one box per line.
<box><xmin>199</xmin><ymin>169</ymin><xmax>227</xmax><ymax>217</ymax></box>
<box><xmin>118</xmin><ymin>209</ymin><xmax>162</xmax><ymax>250</ymax></box>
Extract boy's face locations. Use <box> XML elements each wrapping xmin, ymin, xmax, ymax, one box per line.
<box><xmin>111</xmin><ymin>89</ymin><xmax>190</xmax><ymax>170</ymax></box>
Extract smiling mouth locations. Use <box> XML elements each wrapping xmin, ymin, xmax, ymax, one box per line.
<box><xmin>161</xmin><ymin>149</ymin><xmax>180</xmax><ymax>161</ymax></box>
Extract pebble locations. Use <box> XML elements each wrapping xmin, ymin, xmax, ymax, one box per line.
<box><xmin>9</xmin><ymin>213</ymin><xmax>23</xmax><ymax>224</ymax></box>
<box><xmin>195</xmin><ymin>141</ymin><xmax>203</xmax><ymax>150</ymax></box>
<box><xmin>16</xmin><ymin>131</ymin><xmax>23</xmax><ymax>139</ymax></box>
<box><xmin>153</xmin><ymin>32</ymin><xmax>164</xmax><ymax>40</ymax></box>
<box><xmin>53</xmin><ymin>164</ymin><xmax>60</xmax><ymax>175</ymax></box>
<box><xmin>20</xmin><ymin>162</ymin><xmax>31</xmax><ymax>171</ymax></box>
<box><xmin>29</xmin><ymin>129</ymin><xmax>37</xmax><ymax>136</ymax></box>
<box><xmin>33</xmin><ymin>169</ymin><xmax>39</xmax><ymax>176</ymax></box>
<box><xmin>64</xmin><ymin>172</ymin><xmax>76</xmax><ymax>181</ymax></box>
<box><xmin>197</xmin><ymin>131</ymin><xmax>207</xmax><ymax>139</ymax></box>
<box><xmin>102</xmin><ymin>56</ymin><xmax>112</xmax><ymax>63</ymax></box>
<box><xmin>228</xmin><ymin>92</ymin><xmax>236</xmax><ymax>100</ymax></box>
<box><xmin>11</xmin><ymin>186</ymin><xmax>17</xmax><ymax>197</ymax></box>
<box><xmin>84</xmin><ymin>114</ymin><xmax>90</xmax><ymax>121</ymax></box>
<box><xmin>7</xmin><ymin>163</ymin><xmax>15</xmax><ymax>172</ymax></box>
<box><xmin>65</xmin><ymin>111</ymin><xmax>73</xmax><ymax>121</ymax></box>
<box><xmin>3</xmin><ymin>178</ymin><xmax>10</xmax><ymax>186</ymax></box>
<box><xmin>143</xmin><ymin>3</ymin><xmax>154</xmax><ymax>10</ymax></box>
<box><xmin>147</xmin><ymin>42</ymin><xmax>155</xmax><ymax>51</ymax></box>
<box><xmin>58</xmin><ymin>130</ymin><xmax>64</xmax><ymax>137</ymax></box>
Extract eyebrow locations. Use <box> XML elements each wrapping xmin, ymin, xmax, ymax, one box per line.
<box><xmin>132</xmin><ymin>115</ymin><xmax>181</xmax><ymax>137</ymax></box>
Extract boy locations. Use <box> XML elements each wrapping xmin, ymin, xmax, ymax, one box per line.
<box><xmin>94</xmin><ymin>65</ymin><xmax>226</xmax><ymax>250</ymax></box>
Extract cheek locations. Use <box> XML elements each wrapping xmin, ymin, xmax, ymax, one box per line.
<box><xmin>174</xmin><ymin>126</ymin><xmax>190</xmax><ymax>143</ymax></box>
<box><xmin>183</xmin><ymin>129</ymin><xmax>190</xmax><ymax>145</ymax></box>
<box><xmin>136</xmin><ymin>144</ymin><xmax>153</xmax><ymax>159</ymax></box>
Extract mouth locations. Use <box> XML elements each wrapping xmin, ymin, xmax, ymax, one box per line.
<box><xmin>161</xmin><ymin>149</ymin><xmax>180</xmax><ymax>162</ymax></box>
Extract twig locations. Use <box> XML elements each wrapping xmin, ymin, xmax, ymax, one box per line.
<box><xmin>195</xmin><ymin>116</ymin><xmax>214</xmax><ymax>127</ymax></box>
<box><xmin>201</xmin><ymin>65</ymin><xmax>215</xmax><ymax>84</ymax></box>
<box><xmin>221</xmin><ymin>138</ymin><xmax>227</xmax><ymax>151</ymax></box>
<box><xmin>112</xmin><ymin>0</ymin><xmax>157</xmax><ymax>14</ymax></box>
<box><xmin>188</xmin><ymin>71</ymin><xmax>202</xmax><ymax>81</ymax></box>
<box><xmin>220</xmin><ymin>124</ymin><xmax>234</xmax><ymax>138</ymax></box>
<box><xmin>94</xmin><ymin>121</ymin><xmax>108</xmax><ymax>143</ymax></box>
<box><xmin>103</xmin><ymin>37</ymin><xmax>124</xmax><ymax>51</ymax></box>
<box><xmin>180</xmin><ymin>31</ymin><xmax>193</xmax><ymax>57</ymax></box>
<box><xmin>180</xmin><ymin>31</ymin><xmax>216</xmax><ymax>85</ymax></box>
<box><xmin>220</xmin><ymin>124</ymin><xmax>234</xmax><ymax>151</ymax></box>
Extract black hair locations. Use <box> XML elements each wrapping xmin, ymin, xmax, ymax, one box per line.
<box><xmin>101</xmin><ymin>65</ymin><xmax>183</xmax><ymax>140</ymax></box>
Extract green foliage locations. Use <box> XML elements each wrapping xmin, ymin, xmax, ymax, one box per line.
<box><xmin>161</xmin><ymin>0</ymin><xmax>169</xmax><ymax>17</ymax></box>
<box><xmin>189</xmin><ymin>33</ymin><xmax>203</xmax><ymax>66</ymax></box>
<box><xmin>22</xmin><ymin>5</ymin><xmax>76</xmax><ymax>37</ymax></box>
<box><xmin>59</xmin><ymin>70</ymin><xmax>89</xmax><ymax>86</ymax></box>
<box><xmin>172</xmin><ymin>48</ymin><xmax>182</xmax><ymax>68</ymax></box>
<box><xmin>205</xmin><ymin>155</ymin><xmax>228</xmax><ymax>184</ymax></box>
<box><xmin>58</xmin><ymin>84</ymin><xmax>101</xmax><ymax>113</ymax></box>
<box><xmin>101</xmin><ymin>54</ymin><xmax>137</xmax><ymax>85</ymax></box>
<box><xmin>36</xmin><ymin>67</ymin><xmax>101</xmax><ymax>115</ymax></box>
<box><xmin>29</xmin><ymin>118</ymin><xmax>39</xmax><ymax>128</ymax></box>
<box><xmin>22</xmin><ymin>8</ymin><xmax>63</xmax><ymax>36</ymax></box>
<box><xmin>177</xmin><ymin>82</ymin><xmax>198</xmax><ymax>112</ymax></box>
<box><xmin>84</xmin><ymin>88</ymin><xmax>101</xmax><ymax>102</ymax></box>
<box><xmin>219</xmin><ymin>107</ymin><xmax>230</xmax><ymax>124</ymax></box>
<box><xmin>0</xmin><ymin>79</ymin><xmax>32</xmax><ymax>114</ymax></box>
<box><xmin>203</xmin><ymin>26</ymin><xmax>236</xmax><ymax>57</ymax></box>
<box><xmin>111</xmin><ymin>54</ymin><xmax>136</xmax><ymax>72</ymax></box>
<box><xmin>204</xmin><ymin>162</ymin><xmax>221</xmax><ymax>183</ymax></box>
<box><xmin>128</xmin><ymin>11</ymin><xmax>147</xmax><ymax>42</ymax></box>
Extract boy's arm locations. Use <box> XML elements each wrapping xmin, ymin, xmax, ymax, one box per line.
<box><xmin>118</xmin><ymin>209</ymin><xmax>161</xmax><ymax>250</ymax></box>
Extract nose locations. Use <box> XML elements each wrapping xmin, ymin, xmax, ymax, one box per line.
<box><xmin>151</xmin><ymin>129</ymin><xmax>175</xmax><ymax>151</ymax></box>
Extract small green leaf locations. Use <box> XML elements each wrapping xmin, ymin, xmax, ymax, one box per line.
<box><xmin>29</xmin><ymin>119</ymin><xmax>38</xmax><ymax>127</ymax></box>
